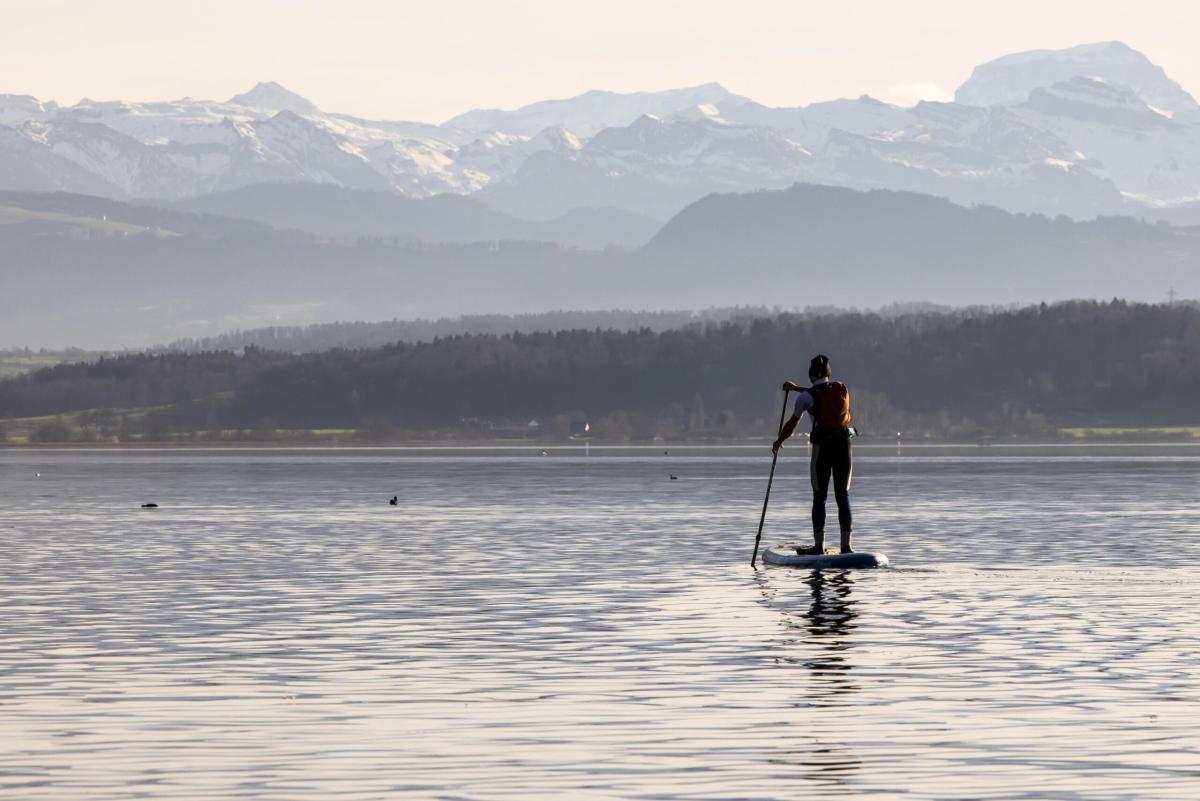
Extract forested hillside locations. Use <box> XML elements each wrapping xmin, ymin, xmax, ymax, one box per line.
<box><xmin>167</xmin><ymin>308</ymin><xmax>779</xmax><ymax>353</ymax></box>
<box><xmin>3</xmin><ymin>301</ymin><xmax>1197</xmax><ymax>443</ymax></box>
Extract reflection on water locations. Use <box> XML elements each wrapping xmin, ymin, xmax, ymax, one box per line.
<box><xmin>759</xmin><ymin>569</ymin><xmax>864</xmax><ymax>787</ymax></box>
<box><xmin>800</xmin><ymin>571</ymin><xmax>858</xmax><ymax>699</ymax></box>
<box><xmin>759</xmin><ymin>570</ymin><xmax>860</xmax><ymax>698</ymax></box>
<box><xmin>1</xmin><ymin>445</ymin><xmax>1198</xmax><ymax>800</ymax></box>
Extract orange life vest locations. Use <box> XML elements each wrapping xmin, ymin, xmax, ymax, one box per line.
<box><xmin>809</xmin><ymin>381</ymin><xmax>852</xmax><ymax>432</ymax></box>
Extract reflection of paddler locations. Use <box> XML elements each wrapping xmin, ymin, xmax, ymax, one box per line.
<box><xmin>799</xmin><ymin>569</ymin><xmax>863</xmax><ymax>783</ymax></box>
<box><xmin>803</xmin><ymin>570</ymin><xmax>857</xmax><ymax>641</ymax></box>
<box><xmin>753</xmin><ymin>569</ymin><xmax>863</xmax><ymax>783</ymax></box>
<box><xmin>752</xmin><ymin>570</ymin><xmax>859</xmax><ymax>683</ymax></box>
<box><xmin>799</xmin><ymin>569</ymin><xmax>861</xmax><ymax>704</ymax></box>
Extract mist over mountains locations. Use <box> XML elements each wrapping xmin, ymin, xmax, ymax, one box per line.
<box><xmin>3</xmin><ymin>40</ymin><xmax>1200</xmax><ymax>350</ymax></box>
<box><xmin>175</xmin><ymin>183</ymin><xmax>659</xmax><ymax>249</ymax></box>
<box><xmin>3</xmin><ymin>41</ymin><xmax>1200</xmax><ymax>223</ymax></box>
<box><xmin>3</xmin><ymin>183</ymin><xmax>1197</xmax><ymax>348</ymax></box>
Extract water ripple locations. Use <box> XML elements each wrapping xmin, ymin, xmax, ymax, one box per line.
<box><xmin>1</xmin><ymin>447</ymin><xmax>1198</xmax><ymax>799</ymax></box>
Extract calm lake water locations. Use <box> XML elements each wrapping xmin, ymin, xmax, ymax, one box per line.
<box><xmin>2</xmin><ymin>444</ymin><xmax>1199</xmax><ymax>800</ymax></box>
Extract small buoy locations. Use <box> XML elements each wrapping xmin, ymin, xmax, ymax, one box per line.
<box><xmin>35</xmin><ymin>473</ymin><xmax>41</xmax><ymax>477</ymax></box>
<box><xmin>663</xmin><ymin>450</ymin><xmax>668</xmax><ymax>455</ymax></box>
<box><xmin>669</xmin><ymin>474</ymin><xmax>678</xmax><ymax>480</ymax></box>
<box><xmin>389</xmin><ymin>496</ymin><xmax>398</xmax><ymax>506</ymax></box>
<box><xmin>141</xmin><ymin>503</ymin><xmax>158</xmax><ymax>508</ymax></box>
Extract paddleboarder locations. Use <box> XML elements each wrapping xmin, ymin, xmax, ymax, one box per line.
<box><xmin>772</xmin><ymin>354</ymin><xmax>854</xmax><ymax>555</ymax></box>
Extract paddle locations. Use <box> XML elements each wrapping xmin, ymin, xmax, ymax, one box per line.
<box><xmin>751</xmin><ymin>388</ymin><xmax>791</xmax><ymax>567</ymax></box>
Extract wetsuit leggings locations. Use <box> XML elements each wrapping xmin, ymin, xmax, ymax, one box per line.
<box><xmin>810</xmin><ymin>433</ymin><xmax>852</xmax><ymax>536</ymax></box>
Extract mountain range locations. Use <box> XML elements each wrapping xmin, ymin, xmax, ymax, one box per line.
<box><xmin>3</xmin><ymin>183</ymin><xmax>1196</xmax><ymax>348</ymax></box>
<box><xmin>174</xmin><ymin>183</ymin><xmax>659</xmax><ymax>249</ymax></box>
<box><xmin>3</xmin><ymin>41</ymin><xmax>1200</xmax><ymax>224</ymax></box>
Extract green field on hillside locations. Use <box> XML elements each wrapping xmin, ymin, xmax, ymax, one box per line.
<box><xmin>0</xmin><ymin>205</ymin><xmax>175</xmax><ymax>238</ymax></box>
<box><xmin>1060</xmin><ymin>426</ymin><xmax>1200</xmax><ymax>440</ymax></box>
<box><xmin>0</xmin><ymin>352</ymin><xmax>68</xmax><ymax>379</ymax></box>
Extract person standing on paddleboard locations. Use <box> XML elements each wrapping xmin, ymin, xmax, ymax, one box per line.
<box><xmin>771</xmin><ymin>354</ymin><xmax>855</xmax><ymax>555</ymax></box>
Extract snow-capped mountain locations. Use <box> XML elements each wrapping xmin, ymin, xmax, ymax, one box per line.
<box><xmin>443</xmin><ymin>83</ymin><xmax>749</xmax><ymax>138</ymax></box>
<box><xmin>0</xmin><ymin>94</ymin><xmax>57</xmax><ymax>126</ymax></box>
<box><xmin>482</xmin><ymin>114</ymin><xmax>814</xmax><ymax>219</ymax></box>
<box><xmin>1</xmin><ymin>42</ymin><xmax>1199</xmax><ymax>221</ymax></box>
<box><xmin>956</xmin><ymin>41</ymin><xmax>1198</xmax><ymax>117</ymax></box>
<box><xmin>1007</xmin><ymin>77</ymin><xmax>1200</xmax><ymax>208</ymax></box>
<box><xmin>0</xmin><ymin>123</ymin><xmax>117</xmax><ymax>195</ymax></box>
<box><xmin>228</xmin><ymin>81</ymin><xmax>320</xmax><ymax>115</ymax></box>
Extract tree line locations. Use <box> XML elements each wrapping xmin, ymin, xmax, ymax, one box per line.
<box><xmin>163</xmin><ymin>307</ymin><xmax>781</xmax><ymax>354</ymax></box>
<box><xmin>2</xmin><ymin>300</ymin><xmax>1198</xmax><ymax>442</ymax></box>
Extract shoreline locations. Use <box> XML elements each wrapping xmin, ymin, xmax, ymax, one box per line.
<box><xmin>4</xmin><ymin>437</ymin><xmax>1200</xmax><ymax>450</ymax></box>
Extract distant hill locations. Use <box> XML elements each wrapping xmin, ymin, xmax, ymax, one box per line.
<box><xmin>3</xmin><ymin>184</ymin><xmax>1199</xmax><ymax>348</ymax></box>
<box><xmin>0</xmin><ymin>189</ymin><xmax>273</xmax><ymax>236</ymax></box>
<box><xmin>166</xmin><ymin>308</ymin><xmax>777</xmax><ymax>353</ymax></box>
<box><xmin>0</xmin><ymin>218</ymin><xmax>601</xmax><ymax>349</ymax></box>
<box><xmin>0</xmin><ymin>310</ymin><xmax>781</xmax><ymax>379</ymax></box>
<box><xmin>175</xmin><ymin>182</ymin><xmax>659</xmax><ymax>249</ymax></box>
<box><xmin>637</xmin><ymin>183</ymin><xmax>1200</xmax><ymax>308</ymax></box>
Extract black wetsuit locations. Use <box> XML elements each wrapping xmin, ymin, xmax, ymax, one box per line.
<box><xmin>805</xmin><ymin>384</ymin><xmax>853</xmax><ymax>539</ymax></box>
<box><xmin>810</xmin><ymin>429</ymin><xmax>852</xmax><ymax>538</ymax></box>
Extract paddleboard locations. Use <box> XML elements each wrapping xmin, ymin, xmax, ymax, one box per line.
<box><xmin>761</xmin><ymin>543</ymin><xmax>889</xmax><ymax>569</ymax></box>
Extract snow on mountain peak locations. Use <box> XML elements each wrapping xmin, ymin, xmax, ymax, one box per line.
<box><xmin>530</xmin><ymin>126</ymin><xmax>584</xmax><ymax>152</ymax></box>
<box><xmin>1023</xmin><ymin>76</ymin><xmax>1175</xmax><ymax>127</ymax></box>
<box><xmin>228</xmin><ymin>82</ymin><xmax>319</xmax><ymax>115</ymax></box>
<box><xmin>995</xmin><ymin>41</ymin><xmax>1142</xmax><ymax>66</ymax></box>
<box><xmin>3</xmin><ymin>47</ymin><xmax>1200</xmax><ymax>222</ymax></box>
<box><xmin>955</xmin><ymin>41</ymin><xmax>1198</xmax><ymax>116</ymax></box>
<box><xmin>442</xmin><ymin>83</ymin><xmax>750</xmax><ymax>138</ymax></box>
<box><xmin>0</xmin><ymin>94</ymin><xmax>57</xmax><ymax>126</ymax></box>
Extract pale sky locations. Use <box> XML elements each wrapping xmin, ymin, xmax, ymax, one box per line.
<box><xmin>4</xmin><ymin>0</ymin><xmax>1200</xmax><ymax>123</ymax></box>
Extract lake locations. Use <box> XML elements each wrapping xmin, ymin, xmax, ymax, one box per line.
<box><xmin>2</xmin><ymin>444</ymin><xmax>1198</xmax><ymax>799</ymax></box>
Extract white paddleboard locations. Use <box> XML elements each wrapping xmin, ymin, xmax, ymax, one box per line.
<box><xmin>761</xmin><ymin>543</ymin><xmax>889</xmax><ymax>569</ymax></box>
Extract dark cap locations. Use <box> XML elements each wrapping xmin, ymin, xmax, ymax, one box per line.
<box><xmin>808</xmin><ymin>354</ymin><xmax>830</xmax><ymax>379</ymax></box>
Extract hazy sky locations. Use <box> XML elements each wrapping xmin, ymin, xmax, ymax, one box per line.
<box><xmin>5</xmin><ymin>0</ymin><xmax>1200</xmax><ymax>122</ymax></box>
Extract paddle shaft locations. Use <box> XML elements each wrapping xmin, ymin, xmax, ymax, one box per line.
<box><xmin>751</xmin><ymin>389</ymin><xmax>791</xmax><ymax>567</ymax></box>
